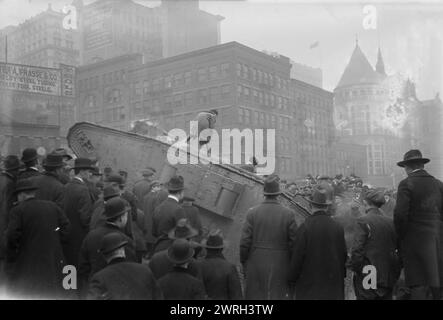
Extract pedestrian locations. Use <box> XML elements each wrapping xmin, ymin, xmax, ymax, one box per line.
<box><xmin>187</xmin><ymin>109</ymin><xmax>218</xmax><ymax>146</ymax></box>
<box><xmin>158</xmin><ymin>239</ymin><xmax>206</xmax><ymax>300</ymax></box>
<box><xmin>18</xmin><ymin>148</ymin><xmax>41</xmax><ymax>180</ymax></box>
<box><xmin>381</xmin><ymin>190</ymin><xmax>396</xmax><ymax>218</ymax></box>
<box><xmin>89</xmin><ymin>186</ymin><xmax>120</xmax><ymax>230</ymax></box>
<box><xmin>199</xmin><ymin>230</ymin><xmax>243</xmax><ymax>300</ymax></box>
<box><xmin>240</xmin><ymin>175</ymin><xmax>297</xmax><ymax>300</ymax></box>
<box><xmin>6</xmin><ymin>179</ymin><xmax>70</xmax><ymax>299</ymax></box>
<box><xmin>289</xmin><ymin>185</ymin><xmax>347</xmax><ymax>300</ymax></box>
<box><xmin>349</xmin><ymin>189</ymin><xmax>400</xmax><ymax>300</ymax></box>
<box><xmin>32</xmin><ymin>154</ymin><xmax>65</xmax><ymax>209</ymax></box>
<box><xmin>63</xmin><ymin>158</ymin><xmax>95</xmax><ymax>271</ymax></box>
<box><xmin>133</xmin><ymin>167</ymin><xmax>156</xmax><ymax>209</ymax></box>
<box><xmin>0</xmin><ymin>156</ymin><xmax>21</xmax><ymax>281</ymax></box>
<box><xmin>50</xmin><ymin>148</ymin><xmax>73</xmax><ymax>185</ymax></box>
<box><xmin>182</xmin><ymin>196</ymin><xmax>203</xmax><ymax>240</ymax></box>
<box><xmin>152</xmin><ymin>175</ymin><xmax>186</xmax><ymax>239</ymax></box>
<box><xmin>87</xmin><ymin>232</ymin><xmax>163</xmax><ymax>300</ymax></box>
<box><xmin>79</xmin><ymin>197</ymin><xmax>137</xmax><ymax>288</ymax></box>
<box><xmin>394</xmin><ymin>149</ymin><xmax>443</xmax><ymax>300</ymax></box>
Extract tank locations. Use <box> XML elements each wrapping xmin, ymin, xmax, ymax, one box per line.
<box><xmin>67</xmin><ymin>122</ymin><xmax>311</xmax><ymax>264</ymax></box>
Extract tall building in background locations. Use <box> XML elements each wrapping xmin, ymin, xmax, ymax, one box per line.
<box><xmin>0</xmin><ymin>4</ymin><xmax>79</xmax><ymax>68</ymax></box>
<box><xmin>290</xmin><ymin>61</ymin><xmax>323</xmax><ymax>88</ymax></box>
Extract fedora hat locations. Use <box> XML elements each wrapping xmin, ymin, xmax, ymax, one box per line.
<box><xmin>103</xmin><ymin>186</ymin><xmax>120</xmax><ymax>201</ymax></box>
<box><xmin>104</xmin><ymin>174</ymin><xmax>124</xmax><ymax>185</ymax></box>
<box><xmin>168</xmin><ymin>218</ymin><xmax>199</xmax><ymax>240</ymax></box>
<box><xmin>306</xmin><ymin>186</ymin><xmax>332</xmax><ymax>207</ymax></box>
<box><xmin>263</xmin><ymin>175</ymin><xmax>281</xmax><ymax>196</ymax></box>
<box><xmin>14</xmin><ymin>179</ymin><xmax>38</xmax><ymax>195</ymax></box>
<box><xmin>3</xmin><ymin>155</ymin><xmax>21</xmax><ymax>171</ymax></box>
<box><xmin>99</xmin><ymin>232</ymin><xmax>128</xmax><ymax>255</ymax></box>
<box><xmin>167</xmin><ymin>239</ymin><xmax>195</xmax><ymax>265</ymax></box>
<box><xmin>103</xmin><ymin>197</ymin><xmax>129</xmax><ymax>220</ymax></box>
<box><xmin>167</xmin><ymin>175</ymin><xmax>184</xmax><ymax>192</ymax></box>
<box><xmin>21</xmin><ymin>148</ymin><xmax>38</xmax><ymax>163</ymax></box>
<box><xmin>43</xmin><ymin>154</ymin><xmax>64</xmax><ymax>168</ymax></box>
<box><xmin>73</xmin><ymin>158</ymin><xmax>95</xmax><ymax>170</ymax></box>
<box><xmin>397</xmin><ymin>149</ymin><xmax>430</xmax><ymax>167</ymax></box>
<box><xmin>201</xmin><ymin>230</ymin><xmax>225</xmax><ymax>249</ymax></box>
<box><xmin>52</xmin><ymin>148</ymin><xmax>73</xmax><ymax>160</ymax></box>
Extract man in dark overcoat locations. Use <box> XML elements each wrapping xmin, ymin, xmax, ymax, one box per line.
<box><xmin>17</xmin><ymin>148</ymin><xmax>41</xmax><ymax>180</ymax></box>
<box><xmin>32</xmin><ymin>154</ymin><xmax>65</xmax><ymax>209</ymax></box>
<box><xmin>0</xmin><ymin>155</ymin><xmax>20</xmax><ymax>280</ymax></box>
<box><xmin>50</xmin><ymin>148</ymin><xmax>73</xmax><ymax>185</ymax></box>
<box><xmin>157</xmin><ymin>239</ymin><xmax>206</xmax><ymax>300</ymax></box>
<box><xmin>89</xmin><ymin>186</ymin><xmax>120</xmax><ymax>230</ymax></box>
<box><xmin>79</xmin><ymin>197</ymin><xmax>136</xmax><ymax>288</ymax></box>
<box><xmin>63</xmin><ymin>158</ymin><xmax>94</xmax><ymax>270</ymax></box>
<box><xmin>132</xmin><ymin>167</ymin><xmax>156</xmax><ymax>210</ymax></box>
<box><xmin>87</xmin><ymin>233</ymin><xmax>162</xmax><ymax>300</ymax></box>
<box><xmin>199</xmin><ymin>230</ymin><xmax>243</xmax><ymax>300</ymax></box>
<box><xmin>152</xmin><ymin>176</ymin><xmax>186</xmax><ymax>239</ymax></box>
<box><xmin>289</xmin><ymin>185</ymin><xmax>347</xmax><ymax>300</ymax></box>
<box><xmin>240</xmin><ymin>175</ymin><xmax>297</xmax><ymax>300</ymax></box>
<box><xmin>394</xmin><ymin>149</ymin><xmax>443</xmax><ymax>300</ymax></box>
<box><xmin>349</xmin><ymin>189</ymin><xmax>400</xmax><ymax>300</ymax></box>
<box><xmin>6</xmin><ymin>179</ymin><xmax>70</xmax><ymax>298</ymax></box>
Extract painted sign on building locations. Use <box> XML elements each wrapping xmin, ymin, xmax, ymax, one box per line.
<box><xmin>0</xmin><ymin>62</ymin><xmax>61</xmax><ymax>96</ymax></box>
<box><xmin>60</xmin><ymin>64</ymin><xmax>76</xmax><ymax>97</ymax></box>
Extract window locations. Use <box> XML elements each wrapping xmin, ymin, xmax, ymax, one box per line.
<box><xmin>143</xmin><ymin>80</ymin><xmax>150</xmax><ymax>94</ymax></box>
<box><xmin>270</xmin><ymin>95</ymin><xmax>275</xmax><ymax>108</ymax></box>
<box><xmin>221</xmin><ymin>63</ymin><xmax>230</xmax><ymax>78</ymax></box>
<box><xmin>263</xmin><ymin>73</ymin><xmax>268</xmax><ymax>85</ymax></box>
<box><xmin>198</xmin><ymin>89</ymin><xmax>208</xmax><ymax>105</ymax></box>
<box><xmin>153</xmin><ymin>78</ymin><xmax>161</xmax><ymax>91</ymax></box>
<box><xmin>165</xmin><ymin>96</ymin><xmax>173</xmax><ymax>109</ymax></box>
<box><xmin>84</xmin><ymin>95</ymin><xmax>96</xmax><ymax>108</ymax></box>
<box><xmin>242</xmin><ymin>64</ymin><xmax>248</xmax><ymax>79</ymax></box>
<box><xmin>252</xmin><ymin>68</ymin><xmax>257</xmax><ymax>82</ymax></box>
<box><xmin>221</xmin><ymin>85</ymin><xmax>231</xmax><ymax>100</ymax></box>
<box><xmin>185</xmin><ymin>92</ymin><xmax>193</xmax><ymax>106</ymax></box>
<box><xmin>271</xmin><ymin>115</ymin><xmax>276</xmax><ymax>128</ymax></box>
<box><xmin>173</xmin><ymin>73</ymin><xmax>183</xmax><ymax>87</ymax></box>
<box><xmin>259</xmin><ymin>91</ymin><xmax>264</xmax><ymax>105</ymax></box>
<box><xmin>254</xmin><ymin>111</ymin><xmax>259</xmax><ymax>125</ymax></box>
<box><xmin>259</xmin><ymin>113</ymin><xmax>265</xmax><ymax>126</ymax></box>
<box><xmin>184</xmin><ymin>71</ymin><xmax>192</xmax><ymax>85</ymax></box>
<box><xmin>165</xmin><ymin>76</ymin><xmax>172</xmax><ymax>89</ymax></box>
<box><xmin>277</xmin><ymin>96</ymin><xmax>282</xmax><ymax>109</ymax></box>
<box><xmin>237</xmin><ymin>85</ymin><xmax>243</xmax><ymax>98</ymax></box>
<box><xmin>174</xmin><ymin>94</ymin><xmax>183</xmax><ymax>108</ymax></box>
<box><xmin>257</xmin><ymin>70</ymin><xmax>263</xmax><ymax>83</ymax></box>
<box><xmin>244</xmin><ymin>109</ymin><xmax>251</xmax><ymax>124</ymax></box>
<box><xmin>238</xmin><ymin>108</ymin><xmax>244</xmax><ymax>123</ymax></box>
<box><xmin>269</xmin><ymin>74</ymin><xmax>274</xmax><ymax>87</ymax></box>
<box><xmin>210</xmin><ymin>87</ymin><xmax>219</xmax><ymax>103</ymax></box>
<box><xmin>209</xmin><ymin>66</ymin><xmax>217</xmax><ymax>80</ymax></box>
<box><xmin>133</xmin><ymin>102</ymin><xmax>143</xmax><ymax>117</ymax></box>
<box><xmin>198</xmin><ymin>68</ymin><xmax>207</xmax><ymax>82</ymax></box>
<box><xmin>134</xmin><ymin>82</ymin><xmax>142</xmax><ymax>96</ymax></box>
<box><xmin>253</xmin><ymin>90</ymin><xmax>259</xmax><ymax>103</ymax></box>
<box><xmin>243</xmin><ymin>87</ymin><xmax>250</xmax><ymax>99</ymax></box>
<box><xmin>108</xmin><ymin>89</ymin><xmax>121</xmax><ymax>103</ymax></box>
<box><xmin>264</xmin><ymin>93</ymin><xmax>269</xmax><ymax>106</ymax></box>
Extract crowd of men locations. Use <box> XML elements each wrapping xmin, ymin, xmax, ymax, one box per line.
<box><xmin>0</xmin><ymin>147</ymin><xmax>442</xmax><ymax>300</ymax></box>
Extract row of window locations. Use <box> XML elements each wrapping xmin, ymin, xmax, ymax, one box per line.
<box><xmin>293</xmin><ymin>91</ymin><xmax>330</xmax><ymax>109</ymax></box>
<box><xmin>336</xmin><ymin>88</ymin><xmax>389</xmax><ymax>98</ymax></box>
<box><xmin>235</xmin><ymin>63</ymin><xmax>289</xmax><ymax>90</ymax></box>
<box><xmin>236</xmin><ymin>85</ymin><xmax>289</xmax><ymax>111</ymax></box>
<box><xmin>79</xmin><ymin>70</ymin><xmax>126</xmax><ymax>92</ymax></box>
<box><xmin>237</xmin><ymin>108</ymin><xmax>291</xmax><ymax>131</ymax></box>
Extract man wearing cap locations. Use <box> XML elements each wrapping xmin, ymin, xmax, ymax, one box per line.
<box><xmin>240</xmin><ymin>175</ymin><xmax>297</xmax><ymax>300</ymax></box>
<box><xmin>31</xmin><ymin>154</ymin><xmax>65</xmax><ymax>209</ymax></box>
<box><xmin>133</xmin><ymin>167</ymin><xmax>156</xmax><ymax>209</ymax></box>
<box><xmin>188</xmin><ymin>109</ymin><xmax>218</xmax><ymax>146</ymax></box>
<box><xmin>289</xmin><ymin>185</ymin><xmax>347</xmax><ymax>300</ymax></box>
<box><xmin>149</xmin><ymin>218</ymin><xmax>201</xmax><ymax>280</ymax></box>
<box><xmin>0</xmin><ymin>155</ymin><xmax>21</xmax><ymax>280</ymax></box>
<box><xmin>87</xmin><ymin>232</ymin><xmax>163</xmax><ymax>300</ymax></box>
<box><xmin>199</xmin><ymin>230</ymin><xmax>243</xmax><ymax>300</ymax></box>
<box><xmin>394</xmin><ymin>149</ymin><xmax>443</xmax><ymax>300</ymax></box>
<box><xmin>63</xmin><ymin>158</ymin><xmax>95</xmax><ymax>271</ymax></box>
<box><xmin>79</xmin><ymin>197</ymin><xmax>136</xmax><ymax>291</ymax></box>
<box><xmin>18</xmin><ymin>148</ymin><xmax>42</xmax><ymax>180</ymax></box>
<box><xmin>158</xmin><ymin>239</ymin><xmax>206</xmax><ymax>300</ymax></box>
<box><xmin>152</xmin><ymin>175</ymin><xmax>186</xmax><ymax>239</ymax></box>
<box><xmin>349</xmin><ymin>189</ymin><xmax>400</xmax><ymax>300</ymax></box>
<box><xmin>6</xmin><ymin>179</ymin><xmax>70</xmax><ymax>298</ymax></box>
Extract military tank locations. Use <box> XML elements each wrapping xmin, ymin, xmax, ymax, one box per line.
<box><xmin>67</xmin><ymin>122</ymin><xmax>311</xmax><ymax>264</ymax></box>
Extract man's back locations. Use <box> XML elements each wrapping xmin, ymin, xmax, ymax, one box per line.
<box><xmin>158</xmin><ymin>267</ymin><xmax>205</xmax><ymax>300</ymax></box>
<box><xmin>88</xmin><ymin>259</ymin><xmax>162</xmax><ymax>300</ymax></box>
<box><xmin>152</xmin><ymin>198</ymin><xmax>185</xmax><ymax>238</ymax></box>
<box><xmin>32</xmin><ymin>172</ymin><xmax>65</xmax><ymax>209</ymax></box>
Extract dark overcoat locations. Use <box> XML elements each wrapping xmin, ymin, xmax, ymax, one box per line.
<box><xmin>198</xmin><ymin>252</ymin><xmax>243</xmax><ymax>300</ymax></box>
<box><xmin>6</xmin><ymin>198</ymin><xmax>70</xmax><ymax>298</ymax></box>
<box><xmin>0</xmin><ymin>172</ymin><xmax>16</xmax><ymax>258</ymax></box>
<box><xmin>17</xmin><ymin>168</ymin><xmax>41</xmax><ymax>180</ymax></box>
<box><xmin>133</xmin><ymin>179</ymin><xmax>152</xmax><ymax>210</ymax></box>
<box><xmin>148</xmin><ymin>249</ymin><xmax>201</xmax><ymax>280</ymax></box>
<box><xmin>78</xmin><ymin>222</ymin><xmax>136</xmax><ymax>282</ymax></box>
<box><xmin>183</xmin><ymin>203</ymin><xmax>203</xmax><ymax>237</ymax></box>
<box><xmin>240</xmin><ymin>198</ymin><xmax>297</xmax><ymax>300</ymax></box>
<box><xmin>63</xmin><ymin>178</ymin><xmax>93</xmax><ymax>269</ymax></box>
<box><xmin>152</xmin><ymin>197</ymin><xmax>186</xmax><ymax>238</ymax></box>
<box><xmin>158</xmin><ymin>266</ymin><xmax>206</xmax><ymax>300</ymax></box>
<box><xmin>87</xmin><ymin>258</ymin><xmax>163</xmax><ymax>300</ymax></box>
<box><xmin>350</xmin><ymin>208</ymin><xmax>400</xmax><ymax>290</ymax></box>
<box><xmin>289</xmin><ymin>211</ymin><xmax>347</xmax><ymax>300</ymax></box>
<box><xmin>32</xmin><ymin>172</ymin><xmax>65</xmax><ymax>209</ymax></box>
<box><xmin>142</xmin><ymin>189</ymin><xmax>168</xmax><ymax>245</ymax></box>
<box><xmin>393</xmin><ymin>169</ymin><xmax>443</xmax><ymax>287</ymax></box>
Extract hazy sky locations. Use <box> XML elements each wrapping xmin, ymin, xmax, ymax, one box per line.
<box><xmin>1</xmin><ymin>0</ymin><xmax>443</xmax><ymax>93</ymax></box>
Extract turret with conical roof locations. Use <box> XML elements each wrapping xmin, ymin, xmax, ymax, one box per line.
<box><xmin>376</xmin><ymin>47</ymin><xmax>386</xmax><ymax>76</ymax></box>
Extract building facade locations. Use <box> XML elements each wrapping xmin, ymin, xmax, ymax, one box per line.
<box><xmin>290</xmin><ymin>61</ymin><xmax>323</xmax><ymax>88</ymax></box>
<box><xmin>0</xmin><ymin>4</ymin><xmax>79</xmax><ymax>68</ymax></box>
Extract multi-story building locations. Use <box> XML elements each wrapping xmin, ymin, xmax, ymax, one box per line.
<box><xmin>290</xmin><ymin>61</ymin><xmax>323</xmax><ymax>88</ymax></box>
<box><xmin>73</xmin><ymin>0</ymin><xmax>223</xmax><ymax>65</ymax></box>
<box><xmin>0</xmin><ymin>4</ymin><xmax>79</xmax><ymax>68</ymax></box>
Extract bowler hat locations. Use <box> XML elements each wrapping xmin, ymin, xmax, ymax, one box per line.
<box><xmin>14</xmin><ymin>179</ymin><xmax>38</xmax><ymax>195</ymax></box>
<box><xmin>201</xmin><ymin>230</ymin><xmax>225</xmax><ymax>249</ymax></box>
<box><xmin>168</xmin><ymin>218</ymin><xmax>199</xmax><ymax>240</ymax></box>
<box><xmin>167</xmin><ymin>239</ymin><xmax>195</xmax><ymax>265</ymax></box>
<box><xmin>103</xmin><ymin>186</ymin><xmax>120</xmax><ymax>201</ymax></box>
<box><xmin>263</xmin><ymin>175</ymin><xmax>281</xmax><ymax>196</ymax></box>
<box><xmin>104</xmin><ymin>197</ymin><xmax>129</xmax><ymax>220</ymax></box>
<box><xmin>52</xmin><ymin>148</ymin><xmax>73</xmax><ymax>160</ymax></box>
<box><xmin>167</xmin><ymin>175</ymin><xmax>184</xmax><ymax>192</ymax></box>
<box><xmin>4</xmin><ymin>155</ymin><xmax>21</xmax><ymax>171</ymax></box>
<box><xmin>397</xmin><ymin>149</ymin><xmax>430</xmax><ymax>167</ymax></box>
<box><xmin>365</xmin><ymin>189</ymin><xmax>386</xmax><ymax>206</ymax></box>
<box><xmin>306</xmin><ymin>186</ymin><xmax>332</xmax><ymax>207</ymax></box>
<box><xmin>99</xmin><ymin>232</ymin><xmax>128</xmax><ymax>255</ymax></box>
<box><xmin>21</xmin><ymin>148</ymin><xmax>38</xmax><ymax>163</ymax></box>
<box><xmin>43</xmin><ymin>154</ymin><xmax>64</xmax><ymax>168</ymax></box>
<box><xmin>73</xmin><ymin>158</ymin><xmax>95</xmax><ymax>170</ymax></box>
<box><xmin>105</xmin><ymin>174</ymin><xmax>124</xmax><ymax>185</ymax></box>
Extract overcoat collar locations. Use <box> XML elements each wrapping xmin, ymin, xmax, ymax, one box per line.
<box><xmin>108</xmin><ymin>257</ymin><xmax>126</xmax><ymax>266</ymax></box>
<box><xmin>408</xmin><ymin>169</ymin><xmax>432</xmax><ymax>178</ymax></box>
<box><xmin>262</xmin><ymin>198</ymin><xmax>280</xmax><ymax>205</ymax></box>
<box><xmin>311</xmin><ymin>210</ymin><xmax>329</xmax><ymax>217</ymax></box>
<box><xmin>205</xmin><ymin>251</ymin><xmax>225</xmax><ymax>260</ymax></box>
